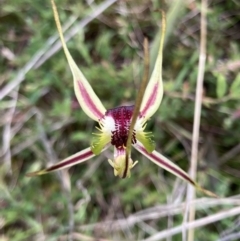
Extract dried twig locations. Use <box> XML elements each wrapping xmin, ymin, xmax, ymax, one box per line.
<box><xmin>187</xmin><ymin>1</ymin><xmax>208</xmax><ymax>240</ymax></box>
<box><xmin>142</xmin><ymin>206</ymin><xmax>240</xmax><ymax>241</ymax></box>
<box><xmin>1</xmin><ymin>87</ymin><xmax>19</xmax><ymax>175</ymax></box>
<box><xmin>125</xmin><ymin>37</ymin><xmax>149</xmax><ymax>168</ymax></box>
<box><xmin>78</xmin><ymin>196</ymin><xmax>240</xmax><ymax>232</ymax></box>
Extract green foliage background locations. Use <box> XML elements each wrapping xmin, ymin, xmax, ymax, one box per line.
<box><xmin>1</xmin><ymin>0</ymin><xmax>240</xmax><ymax>240</ymax></box>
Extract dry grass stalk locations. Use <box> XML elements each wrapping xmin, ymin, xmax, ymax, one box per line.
<box><xmin>187</xmin><ymin>0</ymin><xmax>208</xmax><ymax>240</ymax></box>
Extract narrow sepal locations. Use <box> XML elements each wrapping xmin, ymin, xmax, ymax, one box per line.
<box><xmin>51</xmin><ymin>0</ymin><xmax>106</xmax><ymax>121</ymax></box>
<box><xmin>134</xmin><ymin>142</ymin><xmax>218</xmax><ymax>198</ymax></box>
<box><xmin>27</xmin><ymin>147</ymin><xmax>95</xmax><ymax>176</ymax></box>
<box><xmin>140</xmin><ymin>11</ymin><xmax>166</xmax><ymax>121</ymax></box>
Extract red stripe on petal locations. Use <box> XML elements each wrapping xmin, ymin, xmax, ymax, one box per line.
<box><xmin>140</xmin><ymin>83</ymin><xmax>159</xmax><ymax>118</ymax></box>
<box><xmin>78</xmin><ymin>81</ymin><xmax>104</xmax><ymax>120</ymax></box>
<box><xmin>137</xmin><ymin>144</ymin><xmax>195</xmax><ymax>185</ymax></box>
<box><xmin>46</xmin><ymin>149</ymin><xmax>94</xmax><ymax>172</ymax></box>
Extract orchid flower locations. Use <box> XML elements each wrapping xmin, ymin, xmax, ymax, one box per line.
<box><xmin>28</xmin><ymin>0</ymin><xmax>217</xmax><ymax>198</ymax></box>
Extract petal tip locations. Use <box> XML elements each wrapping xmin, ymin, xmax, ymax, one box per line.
<box><xmin>26</xmin><ymin>170</ymin><xmax>47</xmax><ymax>177</ymax></box>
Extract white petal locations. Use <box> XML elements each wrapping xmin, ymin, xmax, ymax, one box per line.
<box><xmin>27</xmin><ymin>146</ymin><xmax>108</xmax><ymax>176</ymax></box>
<box><xmin>139</xmin><ymin>12</ymin><xmax>166</xmax><ymax>121</ymax></box>
<box><xmin>51</xmin><ymin>0</ymin><xmax>106</xmax><ymax>121</ymax></box>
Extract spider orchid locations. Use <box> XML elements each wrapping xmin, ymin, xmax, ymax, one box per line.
<box><xmin>28</xmin><ymin>0</ymin><xmax>216</xmax><ymax>198</ymax></box>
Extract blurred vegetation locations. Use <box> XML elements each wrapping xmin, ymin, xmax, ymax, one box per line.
<box><xmin>1</xmin><ymin>0</ymin><xmax>240</xmax><ymax>240</ymax></box>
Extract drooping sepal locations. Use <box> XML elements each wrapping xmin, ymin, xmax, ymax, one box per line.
<box><xmin>27</xmin><ymin>147</ymin><xmax>96</xmax><ymax>176</ymax></box>
<box><xmin>51</xmin><ymin>0</ymin><xmax>106</xmax><ymax>122</ymax></box>
<box><xmin>134</xmin><ymin>142</ymin><xmax>218</xmax><ymax>198</ymax></box>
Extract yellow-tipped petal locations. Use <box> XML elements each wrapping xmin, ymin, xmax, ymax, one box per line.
<box><xmin>51</xmin><ymin>0</ymin><xmax>106</xmax><ymax>121</ymax></box>
<box><xmin>134</xmin><ymin>142</ymin><xmax>218</xmax><ymax>198</ymax></box>
<box><xmin>26</xmin><ymin>170</ymin><xmax>48</xmax><ymax>177</ymax></box>
<box><xmin>140</xmin><ymin>10</ymin><xmax>166</xmax><ymax>121</ymax></box>
<box><xmin>27</xmin><ymin>147</ymin><xmax>96</xmax><ymax>176</ymax></box>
